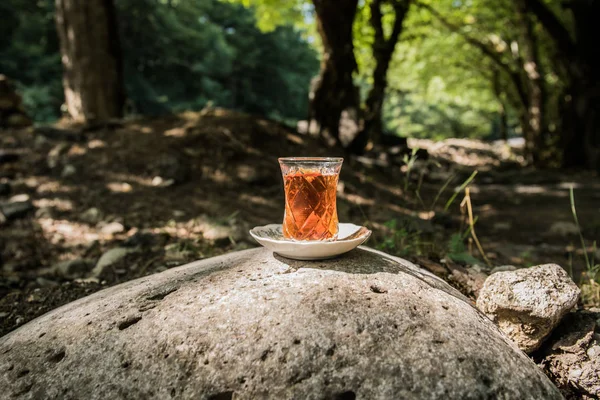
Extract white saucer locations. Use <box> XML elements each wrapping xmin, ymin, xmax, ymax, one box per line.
<box><xmin>249</xmin><ymin>223</ymin><xmax>372</xmax><ymax>260</ymax></box>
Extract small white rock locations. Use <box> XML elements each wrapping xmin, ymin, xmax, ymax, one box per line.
<box><xmin>8</xmin><ymin>194</ymin><xmax>30</xmax><ymax>203</ymax></box>
<box><xmin>100</xmin><ymin>222</ymin><xmax>125</xmax><ymax>235</ymax></box>
<box><xmin>569</xmin><ymin>369</ymin><xmax>583</xmax><ymax>379</ymax></box>
<box><xmin>151</xmin><ymin>176</ymin><xmax>164</xmax><ymax>186</ymax></box>
<box><xmin>587</xmin><ymin>346</ymin><xmax>600</xmax><ymax>358</ymax></box>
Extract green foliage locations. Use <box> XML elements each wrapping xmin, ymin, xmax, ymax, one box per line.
<box><xmin>446</xmin><ymin>233</ymin><xmax>480</xmax><ymax>265</ymax></box>
<box><xmin>117</xmin><ymin>0</ymin><xmax>319</xmax><ymax>120</ymax></box>
<box><xmin>444</xmin><ymin>170</ymin><xmax>478</xmax><ymax>212</ymax></box>
<box><xmin>225</xmin><ymin>0</ymin><xmax>307</xmax><ymax>31</ymax></box>
<box><xmin>352</xmin><ymin>0</ymin><xmax>496</xmax><ymax>139</ymax></box>
<box><xmin>376</xmin><ymin>219</ymin><xmax>425</xmax><ymax>257</ymax></box>
<box><xmin>1</xmin><ymin>0</ymin><xmax>319</xmax><ymax>123</ymax></box>
<box><xmin>402</xmin><ymin>147</ymin><xmax>419</xmax><ymax>194</ymax></box>
<box><xmin>0</xmin><ymin>0</ymin><xmax>63</xmax><ymax>121</ymax></box>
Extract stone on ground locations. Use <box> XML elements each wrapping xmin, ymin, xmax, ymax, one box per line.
<box><xmin>477</xmin><ymin>263</ymin><xmax>580</xmax><ymax>353</ymax></box>
<box><xmin>51</xmin><ymin>259</ymin><xmax>95</xmax><ymax>280</ymax></box>
<box><xmin>0</xmin><ymin>248</ymin><xmax>561</xmax><ymax>399</ymax></box>
<box><xmin>539</xmin><ymin>310</ymin><xmax>600</xmax><ymax>399</ymax></box>
<box><xmin>0</xmin><ymin>199</ymin><xmax>34</xmax><ymax>223</ymax></box>
<box><xmin>91</xmin><ymin>247</ymin><xmax>139</xmax><ymax>278</ymax></box>
<box><xmin>79</xmin><ymin>207</ymin><xmax>103</xmax><ymax>225</ymax></box>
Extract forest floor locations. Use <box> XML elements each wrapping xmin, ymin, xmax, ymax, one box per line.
<box><xmin>1</xmin><ymin>108</ymin><xmax>599</xmax><ymax>337</ymax></box>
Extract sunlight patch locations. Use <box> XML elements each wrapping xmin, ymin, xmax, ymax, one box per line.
<box><xmin>34</xmin><ymin>198</ymin><xmax>74</xmax><ymax>211</ymax></box>
<box><xmin>106</xmin><ymin>182</ymin><xmax>133</xmax><ymax>193</ymax></box>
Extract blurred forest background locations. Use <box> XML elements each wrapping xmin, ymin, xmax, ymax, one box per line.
<box><xmin>3</xmin><ymin>0</ymin><xmax>598</xmax><ymax>169</ymax></box>
<box><xmin>1</xmin><ymin>0</ymin><xmax>600</xmax><ymax>364</ymax></box>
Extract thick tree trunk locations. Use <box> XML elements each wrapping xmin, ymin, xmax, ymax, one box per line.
<box><xmin>55</xmin><ymin>0</ymin><xmax>125</xmax><ymax>121</ymax></box>
<box><xmin>515</xmin><ymin>0</ymin><xmax>547</xmax><ymax>165</ymax></box>
<box><xmin>561</xmin><ymin>0</ymin><xmax>600</xmax><ymax>171</ymax></box>
<box><xmin>561</xmin><ymin>82</ymin><xmax>600</xmax><ymax>171</ymax></box>
<box><xmin>524</xmin><ymin>0</ymin><xmax>600</xmax><ymax>170</ymax></box>
<box><xmin>309</xmin><ymin>0</ymin><xmax>360</xmax><ymax>147</ymax></box>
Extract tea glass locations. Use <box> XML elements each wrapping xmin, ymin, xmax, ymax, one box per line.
<box><xmin>278</xmin><ymin>157</ymin><xmax>343</xmax><ymax>241</ymax></box>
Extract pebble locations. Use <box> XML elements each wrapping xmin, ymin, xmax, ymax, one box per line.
<box><xmin>61</xmin><ymin>164</ymin><xmax>77</xmax><ymax>178</ymax></box>
<box><xmin>91</xmin><ymin>247</ymin><xmax>139</xmax><ymax>278</ymax></box>
<box><xmin>569</xmin><ymin>369</ymin><xmax>583</xmax><ymax>379</ymax></box>
<box><xmin>100</xmin><ymin>222</ymin><xmax>125</xmax><ymax>235</ymax></box>
<box><xmin>9</xmin><ymin>194</ymin><xmax>29</xmax><ymax>202</ymax></box>
<box><xmin>587</xmin><ymin>346</ymin><xmax>600</xmax><ymax>358</ymax></box>
<box><xmin>79</xmin><ymin>207</ymin><xmax>103</xmax><ymax>225</ymax></box>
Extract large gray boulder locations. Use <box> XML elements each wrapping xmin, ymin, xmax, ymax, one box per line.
<box><xmin>0</xmin><ymin>247</ymin><xmax>561</xmax><ymax>399</ymax></box>
<box><xmin>477</xmin><ymin>264</ymin><xmax>580</xmax><ymax>353</ymax></box>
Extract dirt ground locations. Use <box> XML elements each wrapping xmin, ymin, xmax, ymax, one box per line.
<box><xmin>1</xmin><ymin>109</ymin><xmax>599</xmax><ymax>337</ymax></box>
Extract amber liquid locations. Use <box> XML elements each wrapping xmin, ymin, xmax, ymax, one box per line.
<box><xmin>283</xmin><ymin>170</ymin><xmax>339</xmax><ymax>240</ymax></box>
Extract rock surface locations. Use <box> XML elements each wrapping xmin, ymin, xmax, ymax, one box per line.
<box><xmin>538</xmin><ymin>310</ymin><xmax>600</xmax><ymax>399</ymax></box>
<box><xmin>477</xmin><ymin>264</ymin><xmax>580</xmax><ymax>353</ymax></box>
<box><xmin>0</xmin><ymin>248</ymin><xmax>562</xmax><ymax>399</ymax></box>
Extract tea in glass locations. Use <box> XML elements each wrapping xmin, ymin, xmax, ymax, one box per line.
<box><xmin>279</xmin><ymin>157</ymin><xmax>343</xmax><ymax>241</ymax></box>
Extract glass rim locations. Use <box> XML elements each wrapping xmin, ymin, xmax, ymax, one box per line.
<box><xmin>278</xmin><ymin>157</ymin><xmax>343</xmax><ymax>164</ymax></box>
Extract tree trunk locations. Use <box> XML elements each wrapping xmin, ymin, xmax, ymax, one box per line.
<box><xmin>362</xmin><ymin>0</ymin><xmax>411</xmax><ymax>148</ymax></box>
<box><xmin>492</xmin><ymin>69</ymin><xmax>509</xmax><ymax>142</ymax></box>
<box><xmin>524</xmin><ymin>0</ymin><xmax>600</xmax><ymax>170</ymax></box>
<box><xmin>561</xmin><ymin>82</ymin><xmax>600</xmax><ymax>171</ymax></box>
<box><xmin>515</xmin><ymin>0</ymin><xmax>547</xmax><ymax>165</ymax></box>
<box><xmin>560</xmin><ymin>0</ymin><xmax>600</xmax><ymax>171</ymax></box>
<box><xmin>55</xmin><ymin>0</ymin><xmax>125</xmax><ymax>121</ymax></box>
<box><xmin>309</xmin><ymin>0</ymin><xmax>360</xmax><ymax>147</ymax></box>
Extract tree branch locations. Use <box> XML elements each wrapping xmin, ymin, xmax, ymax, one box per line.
<box><xmin>523</xmin><ymin>0</ymin><xmax>575</xmax><ymax>59</ymax></box>
<box><xmin>387</xmin><ymin>0</ymin><xmax>411</xmax><ymax>53</ymax></box>
<box><xmin>370</xmin><ymin>0</ymin><xmax>385</xmax><ymax>47</ymax></box>
<box><xmin>416</xmin><ymin>1</ymin><xmax>529</xmax><ymax>108</ymax></box>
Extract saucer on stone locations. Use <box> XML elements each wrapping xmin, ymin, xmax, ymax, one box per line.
<box><xmin>249</xmin><ymin>223</ymin><xmax>371</xmax><ymax>261</ymax></box>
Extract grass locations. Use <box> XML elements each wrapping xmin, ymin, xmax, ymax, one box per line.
<box><xmin>378</xmin><ymin>166</ymin><xmax>487</xmax><ymax>267</ymax></box>
<box><xmin>375</xmin><ymin>219</ymin><xmax>428</xmax><ymax>257</ymax></box>
<box><xmin>570</xmin><ymin>187</ymin><xmax>600</xmax><ymax>306</ymax></box>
